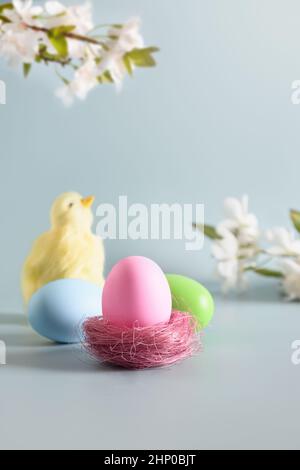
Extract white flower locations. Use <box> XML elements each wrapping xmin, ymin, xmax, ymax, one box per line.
<box><xmin>42</xmin><ymin>1</ymin><xmax>94</xmax><ymax>59</ymax></box>
<box><xmin>55</xmin><ymin>85</ymin><xmax>74</xmax><ymax>107</ymax></box>
<box><xmin>218</xmin><ymin>195</ymin><xmax>259</xmax><ymax>245</ymax></box>
<box><xmin>211</xmin><ymin>227</ymin><xmax>244</xmax><ymax>292</ymax></box>
<box><xmin>265</xmin><ymin>227</ymin><xmax>300</xmax><ymax>257</ymax></box>
<box><xmin>43</xmin><ymin>1</ymin><xmax>93</xmax><ymax>34</ymax></box>
<box><xmin>281</xmin><ymin>259</ymin><xmax>300</xmax><ymax>300</ymax></box>
<box><xmin>0</xmin><ymin>28</ymin><xmax>39</xmax><ymax>66</ymax></box>
<box><xmin>96</xmin><ymin>48</ymin><xmax>126</xmax><ymax>90</ymax></box>
<box><xmin>55</xmin><ymin>54</ymin><xmax>98</xmax><ymax>106</ymax></box>
<box><xmin>67</xmin><ymin>2</ymin><xmax>93</xmax><ymax>34</ymax></box>
<box><xmin>12</xmin><ymin>0</ymin><xmax>43</xmax><ymax>25</ymax></box>
<box><xmin>96</xmin><ymin>17</ymin><xmax>144</xmax><ymax>89</ymax></box>
<box><xmin>211</xmin><ymin>196</ymin><xmax>260</xmax><ymax>292</ymax></box>
<box><xmin>0</xmin><ymin>1</ymin><xmax>44</xmax><ymax>65</ymax></box>
<box><xmin>108</xmin><ymin>18</ymin><xmax>144</xmax><ymax>53</ymax></box>
<box><xmin>216</xmin><ymin>195</ymin><xmax>259</xmax><ymax>265</ymax></box>
<box><xmin>44</xmin><ymin>1</ymin><xmax>66</xmax><ymax>16</ymax></box>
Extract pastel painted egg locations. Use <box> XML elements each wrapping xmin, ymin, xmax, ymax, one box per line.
<box><xmin>103</xmin><ymin>256</ymin><xmax>172</xmax><ymax>327</ymax></box>
<box><xmin>166</xmin><ymin>274</ymin><xmax>214</xmax><ymax>329</ymax></box>
<box><xmin>28</xmin><ymin>279</ymin><xmax>102</xmax><ymax>343</ymax></box>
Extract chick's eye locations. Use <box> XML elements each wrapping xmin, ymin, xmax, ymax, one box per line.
<box><xmin>68</xmin><ymin>202</ymin><xmax>74</xmax><ymax>209</ymax></box>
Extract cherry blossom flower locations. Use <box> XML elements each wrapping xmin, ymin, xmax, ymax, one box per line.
<box><xmin>43</xmin><ymin>1</ymin><xmax>93</xmax><ymax>33</ymax></box>
<box><xmin>0</xmin><ymin>0</ymin><xmax>44</xmax><ymax>65</ymax></box>
<box><xmin>42</xmin><ymin>1</ymin><xmax>94</xmax><ymax>58</ymax></box>
<box><xmin>209</xmin><ymin>196</ymin><xmax>259</xmax><ymax>291</ymax></box>
<box><xmin>218</xmin><ymin>195</ymin><xmax>259</xmax><ymax>246</ymax></box>
<box><xmin>281</xmin><ymin>259</ymin><xmax>300</xmax><ymax>300</ymax></box>
<box><xmin>265</xmin><ymin>227</ymin><xmax>300</xmax><ymax>258</ymax></box>
<box><xmin>10</xmin><ymin>0</ymin><xmax>43</xmax><ymax>25</ymax></box>
<box><xmin>211</xmin><ymin>227</ymin><xmax>248</xmax><ymax>292</ymax></box>
<box><xmin>97</xmin><ymin>18</ymin><xmax>146</xmax><ymax>90</ymax></box>
<box><xmin>0</xmin><ymin>28</ymin><xmax>38</xmax><ymax>65</ymax></box>
<box><xmin>55</xmin><ymin>54</ymin><xmax>98</xmax><ymax>106</ymax></box>
<box><xmin>108</xmin><ymin>18</ymin><xmax>144</xmax><ymax>53</ymax></box>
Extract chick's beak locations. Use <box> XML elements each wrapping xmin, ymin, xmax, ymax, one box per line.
<box><xmin>81</xmin><ymin>195</ymin><xmax>95</xmax><ymax>208</ymax></box>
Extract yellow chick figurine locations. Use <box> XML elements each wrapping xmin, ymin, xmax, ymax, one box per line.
<box><xmin>22</xmin><ymin>192</ymin><xmax>105</xmax><ymax>305</ymax></box>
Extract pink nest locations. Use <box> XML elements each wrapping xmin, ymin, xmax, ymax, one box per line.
<box><xmin>82</xmin><ymin>310</ymin><xmax>202</xmax><ymax>369</ymax></box>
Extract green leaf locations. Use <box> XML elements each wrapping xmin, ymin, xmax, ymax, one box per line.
<box><xmin>23</xmin><ymin>63</ymin><xmax>31</xmax><ymax>78</ymax></box>
<box><xmin>192</xmin><ymin>223</ymin><xmax>222</xmax><ymax>240</ymax></box>
<box><xmin>0</xmin><ymin>14</ymin><xmax>10</xmax><ymax>22</ymax></box>
<box><xmin>245</xmin><ymin>267</ymin><xmax>284</xmax><ymax>278</ymax></box>
<box><xmin>103</xmin><ymin>71</ymin><xmax>113</xmax><ymax>83</ymax></box>
<box><xmin>126</xmin><ymin>47</ymin><xmax>159</xmax><ymax>68</ymax></box>
<box><xmin>290</xmin><ymin>209</ymin><xmax>300</xmax><ymax>233</ymax></box>
<box><xmin>38</xmin><ymin>44</ymin><xmax>47</xmax><ymax>53</ymax></box>
<box><xmin>49</xmin><ymin>25</ymin><xmax>76</xmax><ymax>37</ymax></box>
<box><xmin>123</xmin><ymin>54</ymin><xmax>133</xmax><ymax>75</ymax></box>
<box><xmin>0</xmin><ymin>3</ymin><xmax>13</xmax><ymax>14</ymax></box>
<box><xmin>35</xmin><ymin>44</ymin><xmax>69</xmax><ymax>65</ymax></box>
<box><xmin>47</xmin><ymin>27</ymin><xmax>74</xmax><ymax>58</ymax></box>
<box><xmin>98</xmin><ymin>70</ymin><xmax>114</xmax><ymax>84</ymax></box>
<box><xmin>47</xmin><ymin>32</ymin><xmax>68</xmax><ymax>57</ymax></box>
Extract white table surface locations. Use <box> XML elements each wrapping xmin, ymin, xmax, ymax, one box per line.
<box><xmin>1</xmin><ymin>281</ymin><xmax>300</xmax><ymax>450</ymax></box>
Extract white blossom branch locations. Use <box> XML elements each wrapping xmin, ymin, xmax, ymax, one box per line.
<box><xmin>0</xmin><ymin>1</ymin><xmax>159</xmax><ymax>105</ymax></box>
<box><xmin>194</xmin><ymin>197</ymin><xmax>300</xmax><ymax>300</ymax></box>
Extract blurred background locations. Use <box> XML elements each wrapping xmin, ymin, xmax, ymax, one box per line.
<box><xmin>1</xmin><ymin>0</ymin><xmax>300</xmax><ymax>312</ymax></box>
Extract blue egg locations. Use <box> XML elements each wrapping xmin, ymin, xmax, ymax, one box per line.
<box><xmin>28</xmin><ymin>279</ymin><xmax>102</xmax><ymax>344</ymax></box>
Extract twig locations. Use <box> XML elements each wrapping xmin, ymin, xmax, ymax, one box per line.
<box><xmin>26</xmin><ymin>24</ymin><xmax>102</xmax><ymax>46</ymax></box>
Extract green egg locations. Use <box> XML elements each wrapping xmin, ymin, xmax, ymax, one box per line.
<box><xmin>166</xmin><ymin>274</ymin><xmax>214</xmax><ymax>329</ymax></box>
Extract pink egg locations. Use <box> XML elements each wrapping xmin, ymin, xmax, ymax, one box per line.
<box><xmin>102</xmin><ymin>256</ymin><xmax>172</xmax><ymax>327</ymax></box>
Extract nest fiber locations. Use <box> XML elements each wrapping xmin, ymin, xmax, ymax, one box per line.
<box><xmin>82</xmin><ymin>310</ymin><xmax>202</xmax><ymax>369</ymax></box>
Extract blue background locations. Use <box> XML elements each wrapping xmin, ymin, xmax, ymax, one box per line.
<box><xmin>1</xmin><ymin>0</ymin><xmax>300</xmax><ymax>312</ymax></box>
